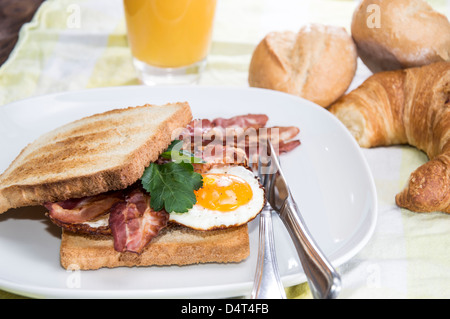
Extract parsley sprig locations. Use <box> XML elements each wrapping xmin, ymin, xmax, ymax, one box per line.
<box><xmin>159</xmin><ymin>140</ymin><xmax>205</xmax><ymax>164</ymax></box>
<box><xmin>140</xmin><ymin>140</ymin><xmax>203</xmax><ymax>213</ymax></box>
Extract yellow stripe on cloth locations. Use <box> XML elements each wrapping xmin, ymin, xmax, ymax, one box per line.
<box><xmin>398</xmin><ymin>147</ymin><xmax>450</xmax><ymax>298</ymax></box>
<box><xmin>85</xmin><ymin>19</ymin><xmax>140</xmax><ymax>88</ymax></box>
<box><xmin>0</xmin><ymin>1</ymin><xmax>60</xmax><ymax>105</ymax></box>
<box><xmin>0</xmin><ymin>291</ymin><xmax>28</xmax><ymax>299</ymax></box>
<box><xmin>0</xmin><ymin>0</ymin><xmax>125</xmax><ymax>106</ymax></box>
<box><xmin>285</xmin><ymin>283</ymin><xmax>313</xmax><ymax>299</ymax></box>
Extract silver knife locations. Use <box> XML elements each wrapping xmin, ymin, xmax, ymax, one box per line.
<box><xmin>262</xmin><ymin>141</ymin><xmax>341</xmax><ymax>299</ymax></box>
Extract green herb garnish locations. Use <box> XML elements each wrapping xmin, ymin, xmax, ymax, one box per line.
<box><xmin>160</xmin><ymin>140</ymin><xmax>205</xmax><ymax>164</ymax></box>
<box><xmin>140</xmin><ymin>140</ymin><xmax>204</xmax><ymax>213</ymax></box>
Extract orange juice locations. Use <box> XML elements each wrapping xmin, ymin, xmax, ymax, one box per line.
<box><xmin>124</xmin><ymin>0</ymin><xmax>217</xmax><ymax>68</ymax></box>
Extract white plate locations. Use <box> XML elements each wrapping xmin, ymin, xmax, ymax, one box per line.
<box><xmin>0</xmin><ymin>86</ymin><xmax>377</xmax><ymax>299</ymax></box>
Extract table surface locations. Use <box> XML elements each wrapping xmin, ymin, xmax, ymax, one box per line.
<box><xmin>0</xmin><ymin>0</ymin><xmax>44</xmax><ymax>66</ymax></box>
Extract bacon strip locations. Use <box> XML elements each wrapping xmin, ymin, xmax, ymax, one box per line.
<box><xmin>108</xmin><ymin>188</ymin><xmax>169</xmax><ymax>254</ymax></box>
<box><xmin>49</xmin><ymin>213</ymin><xmax>111</xmax><ymax>236</ymax></box>
<box><xmin>212</xmin><ymin>114</ymin><xmax>269</xmax><ymax>129</ymax></box>
<box><xmin>46</xmin><ymin>186</ymin><xmax>169</xmax><ymax>254</ymax></box>
<box><xmin>44</xmin><ymin>191</ymin><xmax>123</xmax><ymax>224</ymax></box>
<box><xmin>193</xmin><ymin>144</ymin><xmax>248</xmax><ymax>166</ymax></box>
<box><xmin>179</xmin><ymin>114</ymin><xmax>301</xmax><ymax>165</ymax></box>
<box><xmin>183</xmin><ymin>114</ymin><xmax>268</xmax><ymax>139</ymax></box>
<box><xmin>182</xmin><ymin>114</ymin><xmax>300</xmax><ymax>148</ymax></box>
<box><xmin>279</xmin><ymin>140</ymin><xmax>301</xmax><ymax>154</ymax></box>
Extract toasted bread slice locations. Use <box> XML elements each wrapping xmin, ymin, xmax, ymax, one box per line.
<box><xmin>0</xmin><ymin>102</ymin><xmax>192</xmax><ymax>214</ymax></box>
<box><xmin>60</xmin><ymin>224</ymin><xmax>250</xmax><ymax>270</ymax></box>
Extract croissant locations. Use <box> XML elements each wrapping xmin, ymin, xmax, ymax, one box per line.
<box><xmin>329</xmin><ymin>62</ymin><xmax>450</xmax><ymax>213</ymax></box>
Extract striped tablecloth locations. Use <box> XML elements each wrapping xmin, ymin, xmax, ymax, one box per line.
<box><xmin>1</xmin><ymin>0</ymin><xmax>450</xmax><ymax>299</ymax></box>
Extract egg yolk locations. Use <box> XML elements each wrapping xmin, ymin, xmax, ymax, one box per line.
<box><xmin>194</xmin><ymin>174</ymin><xmax>253</xmax><ymax>211</ymax></box>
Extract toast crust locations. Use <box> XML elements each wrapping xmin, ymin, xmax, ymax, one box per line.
<box><xmin>0</xmin><ymin>103</ymin><xmax>192</xmax><ymax>214</ymax></box>
<box><xmin>60</xmin><ymin>224</ymin><xmax>250</xmax><ymax>270</ymax></box>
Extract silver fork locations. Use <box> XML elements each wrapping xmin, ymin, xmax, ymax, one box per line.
<box><xmin>250</xmin><ymin>156</ymin><xmax>286</xmax><ymax>299</ymax></box>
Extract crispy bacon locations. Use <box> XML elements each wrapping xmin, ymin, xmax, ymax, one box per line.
<box><xmin>183</xmin><ymin>114</ymin><xmax>268</xmax><ymax>138</ymax></box>
<box><xmin>44</xmin><ymin>191</ymin><xmax>123</xmax><ymax>224</ymax></box>
<box><xmin>279</xmin><ymin>140</ymin><xmax>301</xmax><ymax>154</ymax></box>
<box><xmin>179</xmin><ymin>114</ymin><xmax>301</xmax><ymax>165</ymax></box>
<box><xmin>182</xmin><ymin>114</ymin><xmax>269</xmax><ymax>143</ymax></box>
<box><xmin>109</xmin><ymin>188</ymin><xmax>169</xmax><ymax>254</ymax></box>
<box><xmin>193</xmin><ymin>144</ymin><xmax>248</xmax><ymax>166</ymax></box>
<box><xmin>183</xmin><ymin>114</ymin><xmax>299</xmax><ymax>147</ymax></box>
<box><xmin>212</xmin><ymin>114</ymin><xmax>269</xmax><ymax>129</ymax></box>
<box><xmin>265</xmin><ymin>126</ymin><xmax>300</xmax><ymax>143</ymax></box>
<box><xmin>46</xmin><ymin>186</ymin><xmax>169</xmax><ymax>254</ymax></box>
<box><xmin>49</xmin><ymin>213</ymin><xmax>111</xmax><ymax>236</ymax></box>
<box><xmin>184</xmin><ymin>119</ymin><xmax>214</xmax><ymax>136</ymax></box>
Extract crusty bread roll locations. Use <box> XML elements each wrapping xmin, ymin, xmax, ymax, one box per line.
<box><xmin>248</xmin><ymin>24</ymin><xmax>357</xmax><ymax>108</ymax></box>
<box><xmin>352</xmin><ymin>0</ymin><xmax>450</xmax><ymax>73</ymax></box>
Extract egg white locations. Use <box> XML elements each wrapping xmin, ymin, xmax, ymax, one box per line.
<box><xmin>169</xmin><ymin>165</ymin><xmax>265</xmax><ymax>230</ymax></box>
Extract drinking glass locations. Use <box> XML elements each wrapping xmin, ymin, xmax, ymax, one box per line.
<box><xmin>123</xmin><ymin>0</ymin><xmax>217</xmax><ymax>85</ymax></box>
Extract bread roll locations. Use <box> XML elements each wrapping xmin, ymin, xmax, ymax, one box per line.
<box><xmin>352</xmin><ymin>0</ymin><xmax>450</xmax><ymax>73</ymax></box>
<box><xmin>248</xmin><ymin>24</ymin><xmax>357</xmax><ymax>108</ymax></box>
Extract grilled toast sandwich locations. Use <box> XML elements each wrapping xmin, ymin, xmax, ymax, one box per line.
<box><xmin>0</xmin><ymin>102</ymin><xmax>254</xmax><ymax>270</ymax></box>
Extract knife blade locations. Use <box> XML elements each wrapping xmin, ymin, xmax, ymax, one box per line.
<box><xmin>261</xmin><ymin>141</ymin><xmax>342</xmax><ymax>299</ymax></box>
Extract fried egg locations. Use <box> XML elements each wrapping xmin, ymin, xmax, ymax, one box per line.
<box><xmin>169</xmin><ymin>165</ymin><xmax>265</xmax><ymax>230</ymax></box>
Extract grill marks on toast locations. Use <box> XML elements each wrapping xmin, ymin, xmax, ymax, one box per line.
<box><xmin>0</xmin><ymin>102</ymin><xmax>193</xmax><ymax>214</ymax></box>
<box><xmin>3</xmin><ymin>123</ymin><xmax>145</xmax><ymax>185</ymax></box>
